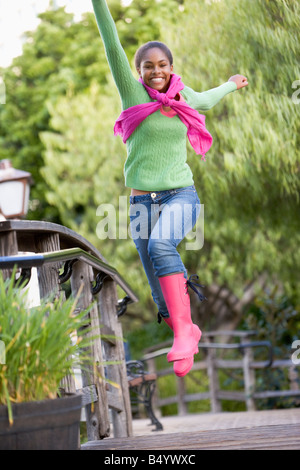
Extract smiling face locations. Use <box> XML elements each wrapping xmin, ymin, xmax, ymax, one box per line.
<box><xmin>137</xmin><ymin>47</ymin><xmax>173</xmax><ymax>93</ymax></box>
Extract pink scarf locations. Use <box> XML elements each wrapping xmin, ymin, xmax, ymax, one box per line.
<box><xmin>114</xmin><ymin>74</ymin><xmax>213</xmax><ymax>160</ymax></box>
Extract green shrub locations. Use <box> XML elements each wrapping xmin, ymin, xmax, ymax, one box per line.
<box><xmin>0</xmin><ymin>271</ymin><xmax>97</xmax><ymax>424</ymax></box>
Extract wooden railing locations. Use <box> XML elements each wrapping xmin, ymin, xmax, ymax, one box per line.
<box><xmin>143</xmin><ymin>330</ymin><xmax>300</xmax><ymax>416</ymax></box>
<box><xmin>0</xmin><ymin>220</ymin><xmax>138</xmax><ymax>441</ymax></box>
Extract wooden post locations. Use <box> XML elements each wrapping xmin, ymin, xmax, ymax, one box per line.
<box><xmin>0</xmin><ymin>230</ymin><xmax>18</xmax><ymax>280</ymax></box>
<box><xmin>146</xmin><ymin>356</ymin><xmax>161</xmax><ymax>419</ymax></box>
<box><xmin>35</xmin><ymin>233</ymin><xmax>61</xmax><ymax>299</ymax></box>
<box><xmin>97</xmin><ymin>277</ymin><xmax>133</xmax><ymax>438</ymax></box>
<box><xmin>176</xmin><ymin>377</ymin><xmax>188</xmax><ymax>416</ymax></box>
<box><xmin>241</xmin><ymin>341</ymin><xmax>256</xmax><ymax>411</ymax></box>
<box><xmin>35</xmin><ymin>232</ymin><xmax>78</xmax><ymax>400</ymax></box>
<box><xmin>206</xmin><ymin>336</ymin><xmax>222</xmax><ymax>413</ymax></box>
<box><xmin>70</xmin><ymin>260</ymin><xmax>110</xmax><ymax>440</ymax></box>
<box><xmin>289</xmin><ymin>365</ymin><xmax>300</xmax><ymax>406</ymax></box>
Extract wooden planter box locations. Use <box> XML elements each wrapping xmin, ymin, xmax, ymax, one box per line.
<box><xmin>0</xmin><ymin>394</ymin><xmax>82</xmax><ymax>450</ymax></box>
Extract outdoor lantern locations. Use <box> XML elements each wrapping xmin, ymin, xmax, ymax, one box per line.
<box><xmin>0</xmin><ymin>159</ymin><xmax>32</xmax><ymax>219</ymax></box>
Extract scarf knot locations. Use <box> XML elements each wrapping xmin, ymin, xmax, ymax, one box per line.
<box><xmin>156</xmin><ymin>93</ymin><xmax>172</xmax><ymax>107</ymax></box>
<box><xmin>114</xmin><ymin>74</ymin><xmax>213</xmax><ymax>159</ymax></box>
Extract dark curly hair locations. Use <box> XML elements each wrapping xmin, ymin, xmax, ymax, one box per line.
<box><xmin>134</xmin><ymin>41</ymin><xmax>173</xmax><ymax>70</ymax></box>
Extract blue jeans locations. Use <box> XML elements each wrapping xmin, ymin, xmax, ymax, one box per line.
<box><xmin>129</xmin><ymin>185</ymin><xmax>201</xmax><ymax>318</ymax></box>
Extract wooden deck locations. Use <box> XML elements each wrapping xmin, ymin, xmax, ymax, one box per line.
<box><xmin>81</xmin><ymin>408</ymin><xmax>300</xmax><ymax>450</ymax></box>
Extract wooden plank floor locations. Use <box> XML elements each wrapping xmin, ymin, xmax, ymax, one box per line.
<box><xmin>82</xmin><ymin>408</ymin><xmax>300</xmax><ymax>450</ymax></box>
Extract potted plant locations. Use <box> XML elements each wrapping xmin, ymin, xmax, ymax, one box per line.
<box><xmin>0</xmin><ymin>271</ymin><xmax>97</xmax><ymax>450</ymax></box>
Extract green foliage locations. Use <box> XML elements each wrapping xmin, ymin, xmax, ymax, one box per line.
<box><xmin>240</xmin><ymin>287</ymin><xmax>299</xmax><ymax>357</ymax></box>
<box><xmin>238</xmin><ymin>288</ymin><xmax>300</xmax><ymax>409</ymax></box>
<box><xmin>0</xmin><ymin>7</ymin><xmax>106</xmax><ymax>220</ymax></box>
<box><xmin>40</xmin><ymin>80</ymin><xmax>125</xmax><ymax>231</ymax></box>
<box><xmin>126</xmin><ymin>321</ymin><xmax>173</xmax><ymax>360</ymax></box>
<box><xmin>0</xmin><ymin>272</ymin><xmax>97</xmax><ymax>424</ymax></box>
<box><xmin>179</xmin><ymin>364</ymin><xmax>214</xmax><ymax>414</ymax></box>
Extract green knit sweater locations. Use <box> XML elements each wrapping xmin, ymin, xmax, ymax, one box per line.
<box><xmin>92</xmin><ymin>0</ymin><xmax>237</xmax><ymax>191</ymax></box>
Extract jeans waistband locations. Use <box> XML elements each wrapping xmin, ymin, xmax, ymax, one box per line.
<box><xmin>129</xmin><ymin>185</ymin><xmax>196</xmax><ymax>204</ymax></box>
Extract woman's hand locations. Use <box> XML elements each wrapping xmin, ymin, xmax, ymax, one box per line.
<box><xmin>228</xmin><ymin>74</ymin><xmax>248</xmax><ymax>89</ymax></box>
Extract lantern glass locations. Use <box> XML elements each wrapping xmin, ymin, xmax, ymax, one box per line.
<box><xmin>0</xmin><ymin>180</ymin><xmax>26</xmax><ymax>218</ymax></box>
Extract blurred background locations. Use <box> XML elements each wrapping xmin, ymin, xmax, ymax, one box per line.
<box><xmin>0</xmin><ymin>0</ymin><xmax>299</xmax><ymax>413</ymax></box>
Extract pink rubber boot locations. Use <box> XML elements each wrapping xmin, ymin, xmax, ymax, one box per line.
<box><xmin>163</xmin><ymin>316</ymin><xmax>200</xmax><ymax>377</ymax></box>
<box><xmin>158</xmin><ymin>273</ymin><xmax>202</xmax><ymax>367</ymax></box>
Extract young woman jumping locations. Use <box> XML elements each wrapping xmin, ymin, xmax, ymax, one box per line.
<box><xmin>91</xmin><ymin>0</ymin><xmax>248</xmax><ymax>377</ymax></box>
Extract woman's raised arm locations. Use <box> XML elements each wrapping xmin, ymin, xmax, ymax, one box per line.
<box><xmin>92</xmin><ymin>0</ymin><xmax>137</xmax><ymax>99</ymax></box>
<box><xmin>183</xmin><ymin>75</ymin><xmax>248</xmax><ymax>111</ymax></box>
